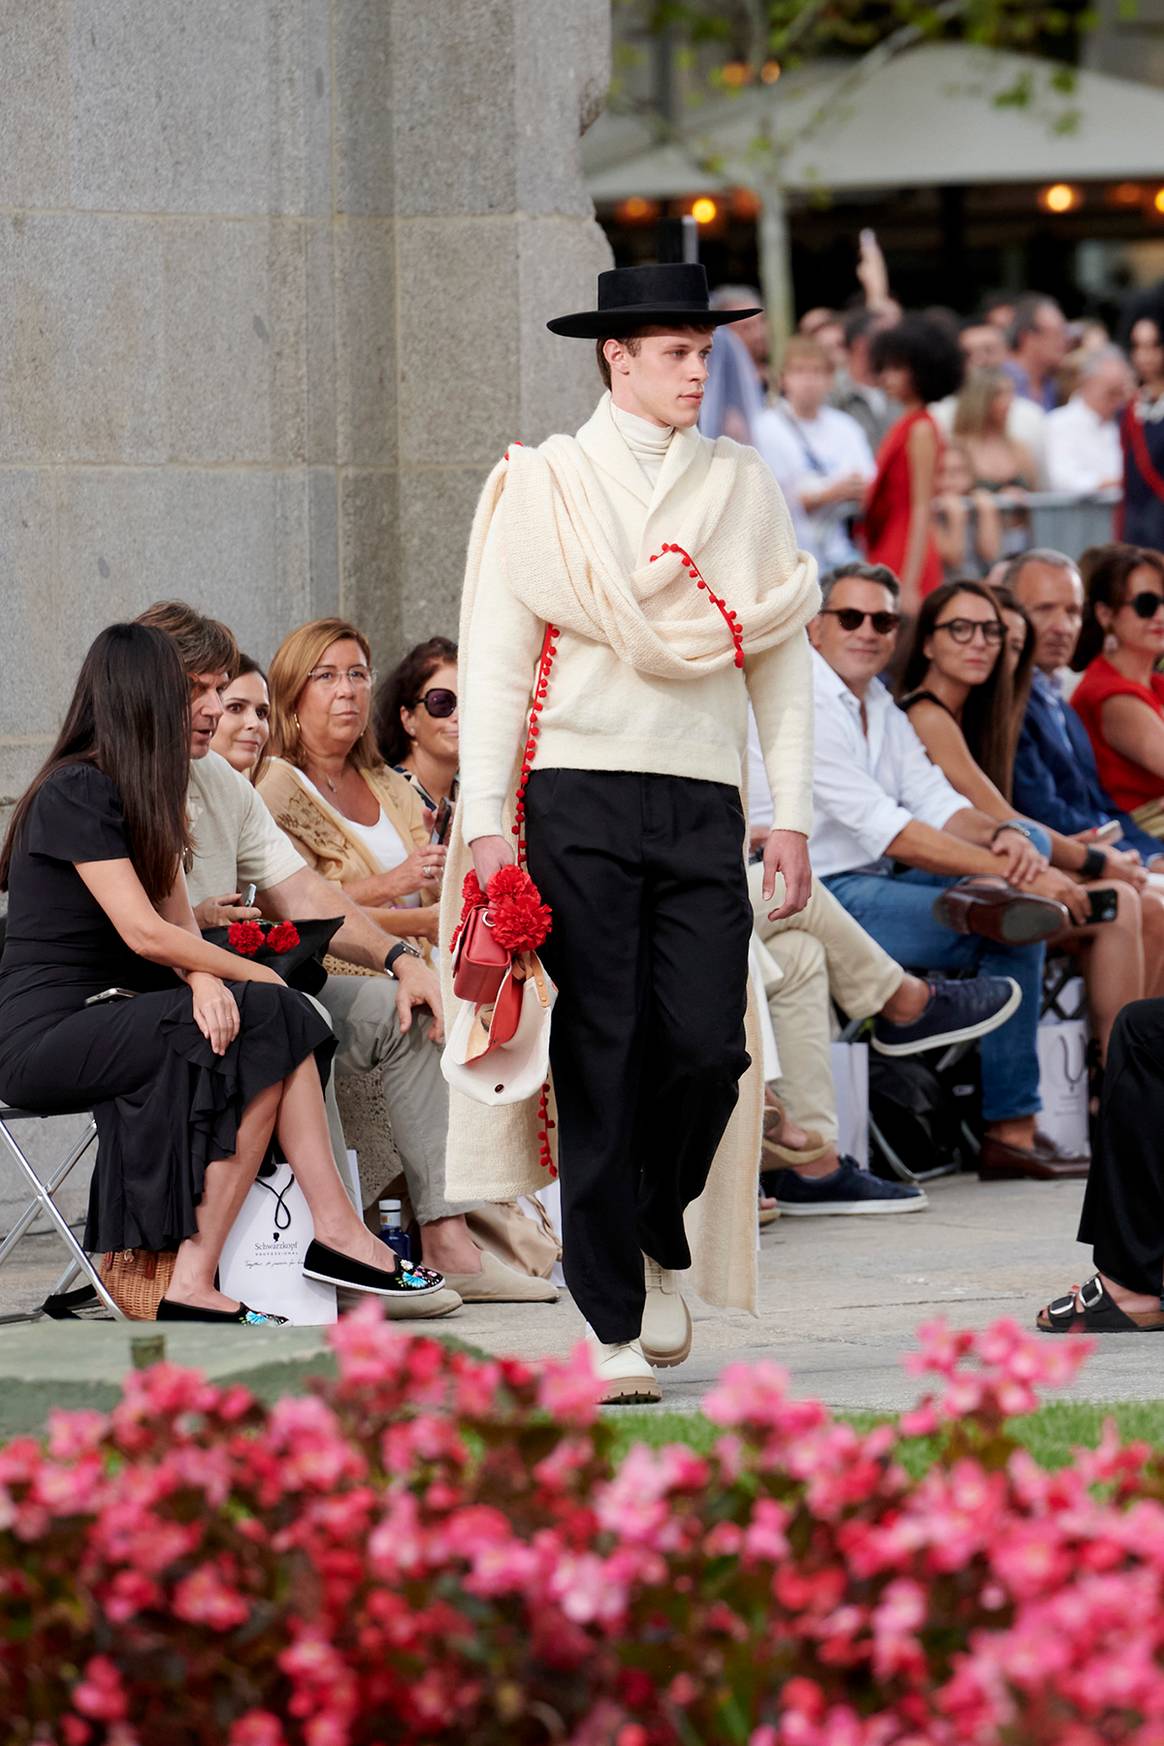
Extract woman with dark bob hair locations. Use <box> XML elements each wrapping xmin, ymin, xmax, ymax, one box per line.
<box><xmin>862</xmin><ymin>314</ymin><xmax>965</xmax><ymax>612</ymax></box>
<box><xmin>374</xmin><ymin>636</ymin><xmax>460</xmax><ymax>814</ymax></box>
<box><xmin>0</xmin><ymin>624</ymin><xmax>443</xmax><ymax>1321</ymax></box>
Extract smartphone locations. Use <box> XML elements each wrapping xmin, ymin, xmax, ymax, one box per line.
<box><xmin>84</xmin><ymin>987</ymin><xmax>137</xmax><ymax>1007</ymax></box>
<box><xmin>430</xmin><ymin>797</ymin><xmax>454</xmax><ymax>846</ymax></box>
<box><xmin>1084</xmin><ymin>887</ymin><xmax>1119</xmax><ymax>925</ymax></box>
<box><xmin>1089</xmin><ymin>820</ymin><xmax>1122</xmax><ymax>846</ymax></box>
<box><xmin>241</xmin><ymin>882</ymin><xmax>258</xmax><ymax>908</ymax></box>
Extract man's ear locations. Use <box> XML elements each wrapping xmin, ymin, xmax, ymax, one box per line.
<box><xmin>603</xmin><ymin>337</ymin><xmax>627</xmax><ymax>377</ymax></box>
<box><xmin>807</xmin><ymin>615</ymin><xmax>823</xmax><ymax>649</ymax></box>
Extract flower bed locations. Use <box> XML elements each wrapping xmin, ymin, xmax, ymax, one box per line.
<box><xmin>3</xmin><ymin>1309</ymin><xmax>1164</xmax><ymax>1744</ymax></box>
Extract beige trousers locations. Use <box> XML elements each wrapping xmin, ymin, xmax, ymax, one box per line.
<box><xmin>748</xmin><ymin>866</ymin><xmax>904</xmax><ymax>1146</ymax></box>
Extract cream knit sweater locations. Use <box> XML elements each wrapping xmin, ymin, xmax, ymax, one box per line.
<box><xmin>459</xmin><ymin>393</ymin><xmax>816</xmax><ymax>845</ymax></box>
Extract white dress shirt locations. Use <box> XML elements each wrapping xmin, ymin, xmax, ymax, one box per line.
<box><xmin>808</xmin><ymin>648</ymin><xmax>968</xmax><ymax>879</ymax></box>
<box><xmin>1043</xmin><ymin>394</ymin><xmax>1123</xmax><ymax>494</ymax></box>
<box><xmin>753</xmin><ymin>401</ymin><xmax>875</xmax><ymax>567</ymax></box>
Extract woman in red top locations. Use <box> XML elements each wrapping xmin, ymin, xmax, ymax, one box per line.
<box><xmin>862</xmin><ymin>315</ymin><xmax>963</xmax><ymax>614</ymax></box>
<box><xmin>1071</xmin><ymin>543</ymin><xmax>1164</xmax><ymax>814</ymax></box>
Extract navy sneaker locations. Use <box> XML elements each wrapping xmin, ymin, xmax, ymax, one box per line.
<box><xmin>871</xmin><ymin>974</ymin><xmax>1020</xmax><ymax>1057</ymax></box>
<box><xmin>771</xmin><ymin>1157</ymin><xmax>928</xmax><ymax>1216</ymax></box>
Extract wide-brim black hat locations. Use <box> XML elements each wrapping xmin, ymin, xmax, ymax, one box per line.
<box><xmin>547</xmin><ymin>262</ymin><xmax>761</xmax><ymax>339</ymax></box>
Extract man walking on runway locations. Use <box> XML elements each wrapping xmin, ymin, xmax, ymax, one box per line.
<box><xmin>446</xmin><ymin>263</ymin><xmax>821</xmax><ymax>1402</ymax></box>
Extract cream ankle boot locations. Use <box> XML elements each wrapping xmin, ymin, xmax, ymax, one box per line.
<box><xmin>585</xmin><ymin>1331</ymin><xmax>662</xmax><ymax>1404</ymax></box>
<box><xmin>640</xmin><ymin>1256</ymin><xmax>693</xmax><ymax>1368</ymax></box>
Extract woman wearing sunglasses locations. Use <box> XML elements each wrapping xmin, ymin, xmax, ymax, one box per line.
<box><xmin>374</xmin><ymin>638</ymin><xmax>460</xmax><ymax>818</ymax></box>
<box><xmin>1070</xmin><ymin>545</ymin><xmax>1164</xmax><ymax>819</ymax></box>
<box><xmin>258</xmin><ymin>620</ymin><xmax>442</xmax><ymax>949</ymax></box>
<box><xmin>899</xmin><ymin>580</ymin><xmax>1155</xmax><ymax>1057</ymax></box>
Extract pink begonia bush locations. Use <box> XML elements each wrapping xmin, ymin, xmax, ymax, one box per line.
<box><xmin>2</xmin><ymin>1307</ymin><xmax>1163</xmax><ymax>1744</ymax></box>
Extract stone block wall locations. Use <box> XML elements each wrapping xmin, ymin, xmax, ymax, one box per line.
<box><xmin>0</xmin><ymin>0</ymin><xmax>612</xmax><ymax>1240</ymax></box>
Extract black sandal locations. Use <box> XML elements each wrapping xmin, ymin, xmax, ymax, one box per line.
<box><xmin>1036</xmin><ymin>1274</ymin><xmax>1164</xmax><ymax>1334</ymax></box>
<box><xmin>157</xmin><ymin>1299</ymin><xmax>289</xmax><ymax>1326</ymax></box>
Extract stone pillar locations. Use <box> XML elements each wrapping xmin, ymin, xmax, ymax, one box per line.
<box><xmin>0</xmin><ymin>0</ymin><xmax>611</xmax><ymax>1238</ymax></box>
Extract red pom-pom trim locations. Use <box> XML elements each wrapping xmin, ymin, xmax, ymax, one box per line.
<box><xmin>649</xmin><ymin>542</ymin><xmax>746</xmax><ymax>668</ymax></box>
<box><xmin>266</xmin><ymin>920</ymin><xmax>301</xmax><ymax>955</ymax></box>
<box><xmin>484</xmin><ymin>864</ymin><xmax>552</xmax><ymax>953</ymax></box>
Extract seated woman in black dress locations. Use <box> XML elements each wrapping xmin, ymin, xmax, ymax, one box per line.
<box><xmin>0</xmin><ymin>624</ymin><xmax>444</xmax><ymax>1323</ymax></box>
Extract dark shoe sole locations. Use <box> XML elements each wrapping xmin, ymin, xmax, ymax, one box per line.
<box><xmin>871</xmin><ymin>978</ymin><xmax>1021</xmax><ymax>1056</ymax></box>
<box><xmin>933</xmin><ymin>893</ymin><xmax>1064</xmax><ymax>945</ymax></box>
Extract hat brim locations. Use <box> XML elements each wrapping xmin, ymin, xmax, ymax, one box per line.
<box><xmin>546</xmin><ymin>302</ymin><xmax>762</xmax><ymax>338</ymax></box>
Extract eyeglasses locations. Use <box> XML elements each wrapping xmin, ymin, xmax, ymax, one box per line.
<box><xmin>820</xmin><ymin>607</ymin><xmax>901</xmax><ymax>636</ymax></box>
<box><xmin>307</xmin><ymin>665</ymin><xmax>376</xmax><ymax>688</ymax></box>
<box><xmin>933</xmin><ymin>618</ymin><xmax>1006</xmax><ymax>646</ymax></box>
<box><xmin>1128</xmin><ymin>590</ymin><xmax>1164</xmax><ymax>620</ymax></box>
<box><xmin>412</xmin><ymin>688</ymin><xmax>458</xmax><ymax>718</ymax></box>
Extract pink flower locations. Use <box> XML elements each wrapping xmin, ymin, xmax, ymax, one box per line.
<box><xmin>229</xmin><ymin>1715</ymin><xmax>287</xmax><ymax>1746</ymax></box>
<box><xmin>72</xmin><ymin>1657</ymin><xmax>128</xmax><ymax>1722</ymax></box>
<box><xmin>537</xmin><ymin>1344</ymin><xmax>603</xmax><ymax>1423</ymax></box>
<box><xmin>172</xmin><ymin>1563</ymin><xmax>251</xmax><ymax>1631</ymax></box>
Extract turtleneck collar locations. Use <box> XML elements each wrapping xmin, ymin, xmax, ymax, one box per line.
<box><xmin>610</xmin><ymin>399</ymin><xmax>674</xmax><ymax>485</ymax></box>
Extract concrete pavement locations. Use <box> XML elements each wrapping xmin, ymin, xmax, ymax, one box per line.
<box><xmin>0</xmin><ymin>1174</ymin><xmax>1154</xmax><ymax>1417</ymax></box>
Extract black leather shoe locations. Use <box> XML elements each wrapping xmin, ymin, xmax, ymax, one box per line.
<box><xmin>302</xmin><ymin>1238</ymin><xmax>445</xmax><ymax>1296</ymax></box>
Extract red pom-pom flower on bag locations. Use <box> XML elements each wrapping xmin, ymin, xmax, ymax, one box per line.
<box><xmin>445</xmin><ymin>866</ymin><xmax>557</xmax><ymax>1121</ymax></box>
<box><xmin>226</xmin><ymin>919</ymin><xmax>301</xmax><ymax>957</ymax></box>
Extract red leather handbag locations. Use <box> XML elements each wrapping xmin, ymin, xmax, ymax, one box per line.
<box><xmin>451</xmin><ymin>902</ymin><xmax>510</xmax><ymax>1004</ymax></box>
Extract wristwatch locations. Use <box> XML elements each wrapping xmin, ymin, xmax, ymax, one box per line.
<box><xmin>383</xmin><ymin>941</ymin><xmax>423</xmax><ymax>978</ymax></box>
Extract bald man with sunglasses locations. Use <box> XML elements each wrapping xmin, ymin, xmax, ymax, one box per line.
<box><xmin>809</xmin><ymin>561</ymin><xmax>1090</xmax><ymax>1182</ymax></box>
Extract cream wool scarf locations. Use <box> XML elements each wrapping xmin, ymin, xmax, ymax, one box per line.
<box><xmin>440</xmin><ymin>426</ymin><xmax>819</xmax><ymax>1315</ymax></box>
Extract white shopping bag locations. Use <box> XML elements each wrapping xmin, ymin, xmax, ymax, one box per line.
<box><xmin>831</xmin><ymin>1040</ymin><xmax>869</xmax><ymax>1169</ymax></box>
<box><xmin>219</xmin><ymin>1161</ymin><xmax>338</xmax><ymax>1325</ymax></box>
<box><xmin>1035</xmin><ymin>1019</ymin><xmax>1089</xmax><ymax>1160</ymax></box>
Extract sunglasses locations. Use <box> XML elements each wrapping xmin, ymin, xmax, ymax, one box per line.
<box><xmin>413</xmin><ymin>687</ymin><xmax>458</xmax><ymax>718</ymax></box>
<box><xmin>1128</xmin><ymin>590</ymin><xmax>1164</xmax><ymax>620</ymax></box>
<box><xmin>820</xmin><ymin>607</ymin><xmax>901</xmax><ymax>636</ymax></box>
<box><xmin>933</xmin><ymin>618</ymin><xmax>1006</xmax><ymax>646</ymax></box>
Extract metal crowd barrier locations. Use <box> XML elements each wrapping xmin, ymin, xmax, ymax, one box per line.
<box><xmin>1023</xmin><ymin>489</ymin><xmax>1120</xmax><ymax>558</ymax></box>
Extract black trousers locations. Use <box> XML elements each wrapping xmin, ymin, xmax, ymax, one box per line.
<box><xmin>1079</xmin><ymin>996</ymin><xmax>1164</xmax><ymax>1296</ymax></box>
<box><xmin>524</xmin><ymin>769</ymin><xmax>753</xmax><ymax>1343</ymax></box>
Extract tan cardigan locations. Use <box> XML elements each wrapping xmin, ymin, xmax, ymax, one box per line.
<box><xmin>258</xmin><ymin>759</ymin><xmax>439</xmax><ymax>947</ymax></box>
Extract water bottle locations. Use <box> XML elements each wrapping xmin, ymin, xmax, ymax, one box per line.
<box><xmin>378</xmin><ymin>1198</ymin><xmax>412</xmax><ymax>1264</ymax></box>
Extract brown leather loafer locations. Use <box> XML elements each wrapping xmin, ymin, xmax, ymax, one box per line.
<box><xmin>933</xmin><ymin>879</ymin><xmax>1068</xmax><ymax>946</ymax></box>
<box><xmin>978</xmin><ymin>1133</ymin><xmax>1089</xmax><ymax>1181</ymax></box>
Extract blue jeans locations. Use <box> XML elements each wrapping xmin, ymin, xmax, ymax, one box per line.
<box><xmin>824</xmin><ymin>860</ymin><xmax>1045</xmax><ymax>1124</ymax></box>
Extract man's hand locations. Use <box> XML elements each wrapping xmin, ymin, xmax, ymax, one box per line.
<box><xmin>989</xmin><ymin>827</ymin><xmax>1047</xmax><ymax>888</ymax></box>
<box><xmin>193</xmin><ymin>892</ymin><xmax>262</xmax><ymax>929</ymax></box>
<box><xmin>764</xmin><ymin>829</ymin><xmax>812</xmax><ymax>920</ymax></box>
<box><xmin>470</xmin><ymin>834</ymin><xmax>516</xmax><ymax>889</ymax></box>
<box><xmin>392</xmin><ymin>955</ymin><xmax>444</xmax><ymax>1045</ymax></box>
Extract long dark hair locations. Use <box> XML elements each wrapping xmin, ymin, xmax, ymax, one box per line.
<box><xmin>898</xmin><ymin>580</ymin><xmax>1017</xmax><ymax>798</ymax></box>
<box><xmin>374</xmin><ymin>637</ymin><xmax>458</xmax><ymax>766</ymax></box>
<box><xmin>1073</xmin><ymin>543</ymin><xmax>1164</xmax><ymax>671</ymax></box>
<box><xmin>0</xmin><ymin>624</ymin><xmax>193</xmax><ymax>901</ymax></box>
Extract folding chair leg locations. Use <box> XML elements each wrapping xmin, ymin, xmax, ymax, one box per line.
<box><xmin>0</xmin><ymin>1121</ymin><xmax>98</xmax><ymax>1269</ymax></box>
<box><xmin>0</xmin><ymin>1119</ymin><xmax>126</xmax><ymax>1320</ymax></box>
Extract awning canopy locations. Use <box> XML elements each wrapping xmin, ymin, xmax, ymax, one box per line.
<box><xmin>583</xmin><ymin>43</ymin><xmax>1164</xmax><ymax>200</ymax></box>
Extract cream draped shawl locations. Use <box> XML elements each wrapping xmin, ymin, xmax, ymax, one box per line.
<box><xmin>440</xmin><ymin>421</ymin><xmax>820</xmax><ymax>1315</ymax></box>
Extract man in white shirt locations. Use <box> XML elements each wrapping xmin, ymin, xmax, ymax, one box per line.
<box><xmin>754</xmin><ymin>335</ymin><xmax>876</xmax><ymax>569</ymax></box>
<box><xmin>810</xmin><ymin>563</ymin><xmax>1090</xmax><ymax>1182</ymax></box>
<box><xmin>1044</xmin><ymin>347</ymin><xmax>1132</xmax><ymax>494</ymax></box>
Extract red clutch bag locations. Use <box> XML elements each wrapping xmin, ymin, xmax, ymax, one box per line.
<box><xmin>451</xmin><ymin>901</ymin><xmax>511</xmax><ymax>1004</ymax></box>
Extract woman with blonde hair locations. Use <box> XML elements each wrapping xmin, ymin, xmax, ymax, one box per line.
<box><xmin>953</xmin><ymin>367</ymin><xmax>1036</xmax><ymax>554</ymax></box>
<box><xmin>259</xmin><ymin>617</ymin><xmax>558</xmax><ymax>1304</ymax></box>
<box><xmin>260</xmin><ymin>619</ymin><xmax>442</xmax><ymax>947</ymax></box>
